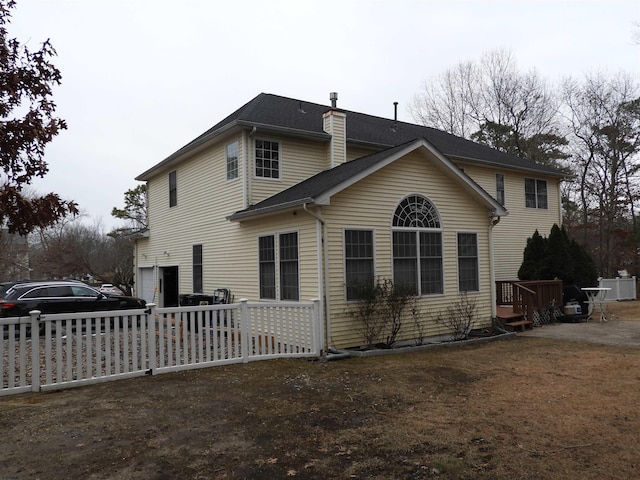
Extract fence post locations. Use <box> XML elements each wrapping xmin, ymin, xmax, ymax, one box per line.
<box><xmin>239</xmin><ymin>299</ymin><xmax>249</xmax><ymax>363</ymax></box>
<box><xmin>146</xmin><ymin>303</ymin><xmax>157</xmax><ymax>375</ymax></box>
<box><xmin>30</xmin><ymin>310</ymin><xmax>41</xmax><ymax>392</ymax></box>
<box><xmin>310</xmin><ymin>298</ymin><xmax>321</xmax><ymax>355</ymax></box>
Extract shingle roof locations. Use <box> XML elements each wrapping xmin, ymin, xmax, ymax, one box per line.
<box><xmin>138</xmin><ymin>92</ymin><xmax>566</xmax><ymax>180</ymax></box>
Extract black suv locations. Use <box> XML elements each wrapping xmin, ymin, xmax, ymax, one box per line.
<box><xmin>0</xmin><ymin>280</ymin><xmax>147</xmax><ymax>318</ymax></box>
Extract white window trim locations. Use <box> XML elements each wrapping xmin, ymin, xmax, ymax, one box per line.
<box><xmin>169</xmin><ymin>170</ymin><xmax>177</xmax><ymax>208</ymax></box>
<box><xmin>525</xmin><ymin>177</ymin><xmax>548</xmax><ymax>210</ymax></box>
<box><xmin>253</xmin><ymin>137</ymin><xmax>282</xmax><ymax>181</ymax></box>
<box><xmin>257</xmin><ymin>230</ymin><xmax>300</xmax><ymax>302</ymax></box>
<box><xmin>391</xmin><ymin>194</ymin><xmax>445</xmax><ymax>297</ymax></box>
<box><xmin>343</xmin><ymin>227</ymin><xmax>377</xmax><ymax>303</ymax></box>
<box><xmin>226</xmin><ymin>140</ymin><xmax>239</xmax><ymax>182</ymax></box>
<box><xmin>496</xmin><ymin>173</ymin><xmax>505</xmax><ymax>206</ymax></box>
<box><xmin>456</xmin><ymin>231</ymin><xmax>480</xmax><ymax>294</ymax></box>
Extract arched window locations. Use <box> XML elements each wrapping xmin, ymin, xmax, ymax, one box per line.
<box><xmin>392</xmin><ymin>195</ymin><xmax>443</xmax><ymax>295</ymax></box>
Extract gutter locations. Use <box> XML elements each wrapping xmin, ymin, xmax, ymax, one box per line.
<box><xmin>227</xmin><ymin>198</ymin><xmax>315</xmax><ymax>221</ymax></box>
<box><xmin>136</xmin><ymin>121</ymin><xmax>241</xmax><ymax>181</ymax></box>
<box><xmin>488</xmin><ymin>212</ymin><xmax>501</xmax><ymax>319</ymax></box>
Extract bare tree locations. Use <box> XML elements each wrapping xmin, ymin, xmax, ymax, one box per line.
<box><xmin>30</xmin><ymin>219</ymin><xmax>135</xmax><ymax>294</ymax></box>
<box><xmin>562</xmin><ymin>72</ymin><xmax>640</xmax><ymax>276</ymax></box>
<box><xmin>0</xmin><ymin>228</ymin><xmax>30</xmax><ymax>281</ymax></box>
<box><xmin>409</xmin><ymin>48</ymin><xmax>567</xmax><ymax>168</ymax></box>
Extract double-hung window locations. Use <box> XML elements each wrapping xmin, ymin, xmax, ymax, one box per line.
<box><xmin>192</xmin><ymin>244</ymin><xmax>203</xmax><ymax>293</ymax></box>
<box><xmin>392</xmin><ymin>195</ymin><xmax>443</xmax><ymax>296</ymax></box>
<box><xmin>226</xmin><ymin>141</ymin><xmax>238</xmax><ymax>180</ymax></box>
<box><xmin>169</xmin><ymin>170</ymin><xmax>177</xmax><ymax>207</ymax></box>
<box><xmin>258</xmin><ymin>232</ymin><xmax>299</xmax><ymax>301</ymax></box>
<box><xmin>345</xmin><ymin>229</ymin><xmax>374</xmax><ymax>300</ymax></box>
<box><xmin>279</xmin><ymin>233</ymin><xmax>299</xmax><ymax>301</ymax></box>
<box><xmin>259</xmin><ymin>236</ymin><xmax>276</xmax><ymax>300</ymax></box>
<box><xmin>191</xmin><ymin>244</ymin><xmax>203</xmax><ymax>293</ymax></box>
<box><xmin>525</xmin><ymin>178</ymin><xmax>547</xmax><ymax>209</ymax></box>
<box><xmin>458</xmin><ymin>233</ymin><xmax>479</xmax><ymax>292</ymax></box>
<box><xmin>255</xmin><ymin>139</ymin><xmax>279</xmax><ymax>179</ymax></box>
<box><xmin>496</xmin><ymin>173</ymin><xmax>505</xmax><ymax>205</ymax></box>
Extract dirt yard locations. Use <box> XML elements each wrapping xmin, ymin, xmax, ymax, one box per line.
<box><xmin>1</xmin><ymin>301</ymin><xmax>640</xmax><ymax>479</ymax></box>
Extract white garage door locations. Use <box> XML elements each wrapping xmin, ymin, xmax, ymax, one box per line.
<box><xmin>138</xmin><ymin>267</ymin><xmax>155</xmax><ymax>304</ymax></box>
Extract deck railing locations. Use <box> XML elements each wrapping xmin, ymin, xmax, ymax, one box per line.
<box><xmin>496</xmin><ymin>279</ymin><xmax>563</xmax><ymax>320</ymax></box>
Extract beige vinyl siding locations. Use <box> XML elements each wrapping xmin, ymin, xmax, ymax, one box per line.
<box><xmin>137</xmin><ymin>135</ymin><xmax>246</xmax><ymax>297</ymax></box>
<box><xmin>322</xmin><ymin>151</ymin><xmax>493</xmax><ymax>349</ymax></box>
<box><xmin>250</xmin><ymin>137</ymin><xmax>328</xmax><ymax>205</ymax></box>
<box><xmin>346</xmin><ymin>145</ymin><xmax>379</xmax><ymax>162</ymax></box>
<box><xmin>457</xmin><ymin>163</ymin><xmax>562</xmax><ymax>281</ymax></box>
<box><xmin>212</xmin><ymin>213</ymin><xmax>320</xmax><ymax>302</ymax></box>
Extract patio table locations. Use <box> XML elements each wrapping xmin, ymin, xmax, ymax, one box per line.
<box><xmin>581</xmin><ymin>287</ymin><xmax>611</xmax><ymax>322</ymax></box>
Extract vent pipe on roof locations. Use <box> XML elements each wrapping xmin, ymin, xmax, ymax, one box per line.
<box><xmin>391</xmin><ymin>101</ymin><xmax>399</xmax><ymax>132</ymax></box>
<box><xmin>330</xmin><ymin>92</ymin><xmax>338</xmax><ymax>108</ymax></box>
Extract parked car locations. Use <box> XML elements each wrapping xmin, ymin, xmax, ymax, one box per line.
<box><xmin>98</xmin><ymin>284</ymin><xmax>122</xmax><ymax>295</ymax></box>
<box><xmin>0</xmin><ymin>280</ymin><xmax>147</xmax><ymax>318</ymax></box>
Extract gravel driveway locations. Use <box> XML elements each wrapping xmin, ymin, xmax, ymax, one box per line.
<box><xmin>518</xmin><ymin>317</ymin><xmax>640</xmax><ymax>347</ymax></box>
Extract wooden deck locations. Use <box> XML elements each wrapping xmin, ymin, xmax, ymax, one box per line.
<box><xmin>496</xmin><ymin>279</ymin><xmax>563</xmax><ymax>331</ymax></box>
<box><xmin>496</xmin><ymin>305</ymin><xmax>533</xmax><ymax>331</ymax></box>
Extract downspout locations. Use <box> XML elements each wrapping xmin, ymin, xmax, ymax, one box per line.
<box><xmin>488</xmin><ymin>212</ymin><xmax>501</xmax><ymax>320</ymax></box>
<box><xmin>241</xmin><ymin>129</ymin><xmax>248</xmax><ymax>209</ymax></box>
<box><xmin>303</xmin><ymin>203</ymin><xmax>329</xmax><ymax>353</ymax></box>
<box><xmin>247</xmin><ymin>127</ymin><xmax>257</xmax><ymax>208</ymax></box>
<box><xmin>557</xmin><ymin>179</ymin><xmax>563</xmax><ymax>227</ymax></box>
<box><xmin>489</xmin><ymin>212</ymin><xmax>502</xmax><ymax>330</ymax></box>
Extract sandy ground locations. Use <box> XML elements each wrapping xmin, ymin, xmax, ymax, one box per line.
<box><xmin>519</xmin><ymin>300</ymin><xmax>640</xmax><ymax>347</ymax></box>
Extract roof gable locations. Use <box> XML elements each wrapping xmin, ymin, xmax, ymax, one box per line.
<box><xmin>228</xmin><ymin>138</ymin><xmax>508</xmax><ymax>221</ymax></box>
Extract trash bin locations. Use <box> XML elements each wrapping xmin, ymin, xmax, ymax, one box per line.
<box><xmin>179</xmin><ymin>293</ymin><xmax>214</xmax><ymax>306</ymax></box>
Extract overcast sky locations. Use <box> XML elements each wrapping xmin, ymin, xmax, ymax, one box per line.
<box><xmin>8</xmin><ymin>0</ymin><xmax>640</xmax><ymax>231</ymax></box>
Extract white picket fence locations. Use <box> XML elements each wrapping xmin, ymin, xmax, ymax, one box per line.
<box><xmin>1</xmin><ymin>299</ymin><xmax>320</xmax><ymax>396</ymax></box>
<box><xmin>599</xmin><ymin>277</ymin><xmax>637</xmax><ymax>301</ymax></box>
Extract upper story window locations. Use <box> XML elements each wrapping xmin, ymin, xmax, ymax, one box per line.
<box><xmin>255</xmin><ymin>139</ymin><xmax>279</xmax><ymax>179</ymax></box>
<box><xmin>392</xmin><ymin>195</ymin><xmax>443</xmax><ymax>296</ymax></box>
<box><xmin>525</xmin><ymin>178</ymin><xmax>547</xmax><ymax>209</ymax></box>
<box><xmin>169</xmin><ymin>170</ymin><xmax>177</xmax><ymax>207</ymax></box>
<box><xmin>496</xmin><ymin>173</ymin><xmax>505</xmax><ymax>205</ymax></box>
<box><xmin>226</xmin><ymin>141</ymin><xmax>238</xmax><ymax>180</ymax></box>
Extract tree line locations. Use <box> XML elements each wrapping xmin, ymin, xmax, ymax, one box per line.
<box><xmin>409</xmin><ymin>49</ymin><xmax>640</xmax><ymax>278</ymax></box>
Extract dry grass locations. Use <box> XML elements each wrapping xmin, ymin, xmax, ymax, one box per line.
<box><xmin>2</xmin><ymin>302</ymin><xmax>640</xmax><ymax>479</ymax></box>
<box><xmin>603</xmin><ymin>299</ymin><xmax>640</xmax><ymax>321</ymax></box>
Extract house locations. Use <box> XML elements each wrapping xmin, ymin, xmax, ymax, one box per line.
<box><xmin>134</xmin><ymin>93</ymin><xmax>565</xmax><ymax>350</ymax></box>
<box><xmin>0</xmin><ymin>229</ymin><xmax>30</xmax><ymax>281</ymax></box>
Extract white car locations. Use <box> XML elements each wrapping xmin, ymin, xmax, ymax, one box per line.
<box><xmin>99</xmin><ymin>284</ymin><xmax>121</xmax><ymax>295</ymax></box>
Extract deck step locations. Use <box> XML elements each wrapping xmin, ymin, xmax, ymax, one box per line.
<box><xmin>496</xmin><ymin>306</ymin><xmax>524</xmax><ymax>320</ymax></box>
<box><xmin>504</xmin><ymin>319</ymin><xmax>533</xmax><ymax>331</ymax></box>
<box><xmin>496</xmin><ymin>305</ymin><xmax>533</xmax><ymax>331</ymax></box>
